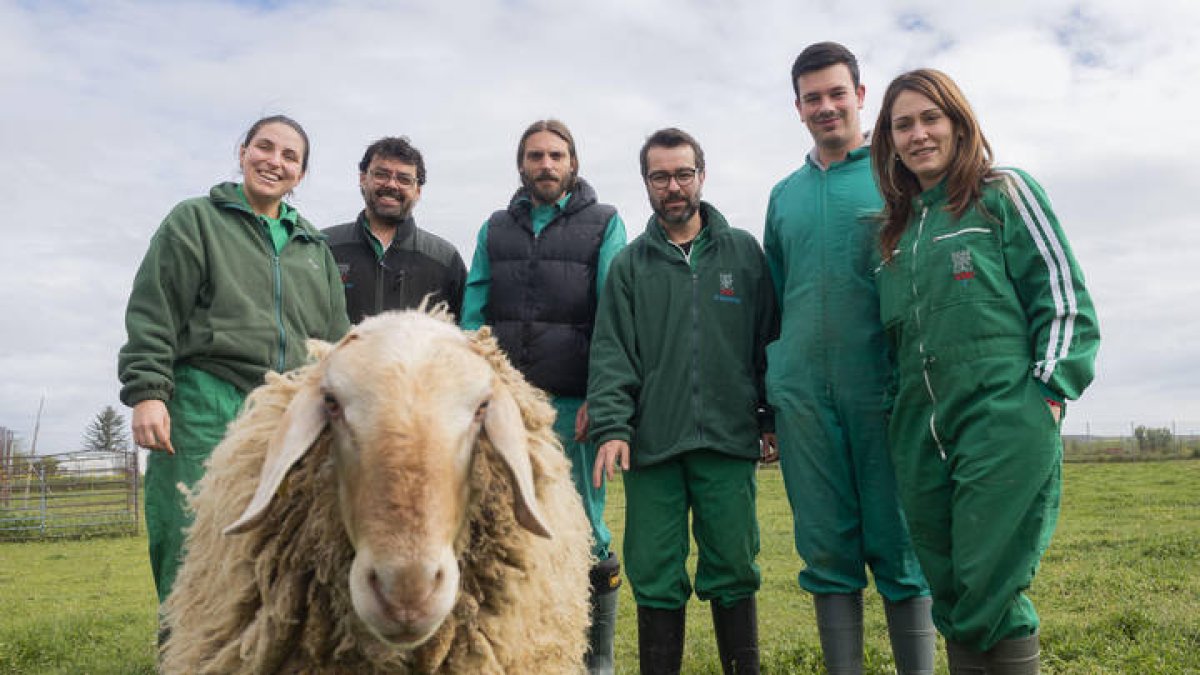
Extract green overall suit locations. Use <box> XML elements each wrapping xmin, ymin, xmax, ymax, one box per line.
<box><xmin>764</xmin><ymin>146</ymin><xmax>929</xmax><ymax>601</ymax></box>
<box><xmin>876</xmin><ymin>168</ymin><xmax>1100</xmax><ymax>652</ymax></box>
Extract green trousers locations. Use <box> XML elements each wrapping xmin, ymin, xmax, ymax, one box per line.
<box><xmin>889</xmin><ymin>356</ymin><xmax>1061</xmax><ymax>651</ymax></box>
<box><xmin>776</xmin><ymin>393</ymin><xmax>929</xmax><ymax>601</ymax></box>
<box><xmin>144</xmin><ymin>366</ymin><xmax>245</xmax><ymax>603</ymax></box>
<box><xmin>623</xmin><ymin>450</ymin><xmax>760</xmax><ymax>609</ymax></box>
<box><xmin>552</xmin><ymin>396</ymin><xmax>612</xmax><ymax>559</ymax></box>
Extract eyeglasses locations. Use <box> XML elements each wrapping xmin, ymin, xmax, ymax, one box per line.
<box><xmin>646</xmin><ymin>168</ymin><xmax>698</xmax><ymax>190</ymax></box>
<box><xmin>368</xmin><ymin>169</ymin><xmax>419</xmax><ymax>188</ymax></box>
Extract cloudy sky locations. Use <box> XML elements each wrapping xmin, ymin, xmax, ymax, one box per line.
<box><xmin>1</xmin><ymin>0</ymin><xmax>1197</xmax><ymax>454</ymax></box>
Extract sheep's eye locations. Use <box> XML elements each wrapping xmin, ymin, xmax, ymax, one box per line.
<box><xmin>474</xmin><ymin>400</ymin><xmax>489</xmax><ymax>423</ymax></box>
<box><xmin>323</xmin><ymin>393</ymin><xmax>342</xmax><ymax>418</ymax></box>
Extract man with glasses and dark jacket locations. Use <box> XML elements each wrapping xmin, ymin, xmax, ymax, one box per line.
<box><xmin>590</xmin><ymin>127</ymin><xmax>778</xmax><ymax>675</ymax></box>
<box><xmin>325</xmin><ymin>136</ymin><xmax>467</xmax><ymax>323</ymax></box>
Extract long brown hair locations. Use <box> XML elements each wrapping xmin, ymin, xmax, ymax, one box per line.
<box><xmin>871</xmin><ymin>69</ymin><xmax>993</xmax><ymax>262</ymax></box>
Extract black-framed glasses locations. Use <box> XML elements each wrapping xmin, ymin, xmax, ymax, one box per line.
<box><xmin>369</xmin><ymin>169</ymin><xmax>418</xmax><ymax>188</ymax></box>
<box><xmin>646</xmin><ymin>168</ymin><xmax>698</xmax><ymax>189</ymax></box>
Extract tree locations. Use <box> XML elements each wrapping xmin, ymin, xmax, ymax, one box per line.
<box><xmin>83</xmin><ymin>405</ymin><xmax>131</xmax><ymax>454</ymax></box>
<box><xmin>33</xmin><ymin>455</ymin><xmax>60</xmax><ymax>479</ymax></box>
<box><xmin>1133</xmin><ymin>425</ymin><xmax>1173</xmax><ymax>452</ymax></box>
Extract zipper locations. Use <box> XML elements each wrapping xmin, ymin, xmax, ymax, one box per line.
<box><xmin>911</xmin><ymin>206</ymin><xmax>946</xmax><ymax>460</ymax></box>
<box><xmin>271</xmin><ymin>247</ymin><xmax>286</xmax><ymax>373</ymax></box>
<box><xmin>374</xmin><ymin>253</ymin><xmax>386</xmax><ymax>316</ymax></box>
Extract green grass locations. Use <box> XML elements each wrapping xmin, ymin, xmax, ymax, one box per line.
<box><xmin>0</xmin><ymin>536</ymin><xmax>157</xmax><ymax>674</ymax></box>
<box><xmin>0</xmin><ymin>461</ymin><xmax>1196</xmax><ymax>673</ymax></box>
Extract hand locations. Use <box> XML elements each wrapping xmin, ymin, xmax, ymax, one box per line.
<box><xmin>759</xmin><ymin>432</ymin><xmax>779</xmax><ymax>464</ymax></box>
<box><xmin>574</xmin><ymin>402</ymin><xmax>589</xmax><ymax>442</ymax></box>
<box><xmin>593</xmin><ymin>439</ymin><xmax>630</xmax><ymax>488</ymax></box>
<box><xmin>1047</xmin><ymin>399</ymin><xmax>1062</xmax><ymax>424</ymax></box>
<box><xmin>132</xmin><ymin>399</ymin><xmax>175</xmax><ymax>454</ymax></box>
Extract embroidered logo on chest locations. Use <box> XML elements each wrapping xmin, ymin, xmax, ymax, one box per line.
<box><xmin>715</xmin><ymin>272</ymin><xmax>742</xmax><ymax>304</ymax></box>
<box><xmin>951</xmin><ymin>249</ymin><xmax>975</xmax><ymax>284</ymax></box>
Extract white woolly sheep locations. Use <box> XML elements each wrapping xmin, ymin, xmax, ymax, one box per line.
<box><xmin>160</xmin><ymin>308</ymin><xmax>593</xmax><ymax>674</ymax></box>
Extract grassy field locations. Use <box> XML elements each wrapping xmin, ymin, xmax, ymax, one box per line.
<box><xmin>0</xmin><ymin>460</ymin><xmax>1196</xmax><ymax>674</ymax></box>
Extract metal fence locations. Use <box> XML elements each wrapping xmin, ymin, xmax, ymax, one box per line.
<box><xmin>0</xmin><ymin>449</ymin><xmax>139</xmax><ymax>542</ymax></box>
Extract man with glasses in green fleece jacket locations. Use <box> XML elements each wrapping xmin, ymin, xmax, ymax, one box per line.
<box><xmin>763</xmin><ymin>42</ymin><xmax>935</xmax><ymax>675</ymax></box>
<box><xmin>590</xmin><ymin>127</ymin><xmax>778</xmax><ymax>675</ymax></box>
<box><xmin>461</xmin><ymin>119</ymin><xmax>626</xmax><ymax>675</ymax></box>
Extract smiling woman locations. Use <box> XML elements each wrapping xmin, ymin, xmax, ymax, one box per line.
<box><xmin>116</xmin><ymin>115</ymin><xmax>350</xmax><ymax>622</ymax></box>
<box><xmin>869</xmin><ymin>69</ymin><xmax>1101</xmax><ymax>673</ymax></box>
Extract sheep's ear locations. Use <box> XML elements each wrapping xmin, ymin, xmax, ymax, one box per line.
<box><xmin>223</xmin><ymin>381</ymin><xmax>327</xmax><ymax>535</ymax></box>
<box><xmin>483</xmin><ymin>383</ymin><xmax>553</xmax><ymax>539</ymax></box>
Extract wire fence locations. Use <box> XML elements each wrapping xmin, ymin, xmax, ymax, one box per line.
<box><xmin>0</xmin><ymin>449</ymin><xmax>140</xmax><ymax>542</ymax></box>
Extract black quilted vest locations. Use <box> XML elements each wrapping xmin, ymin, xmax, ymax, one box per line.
<box><xmin>485</xmin><ymin>178</ymin><xmax>615</xmax><ymax>397</ymax></box>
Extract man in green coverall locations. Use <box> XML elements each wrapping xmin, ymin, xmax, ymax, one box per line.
<box><xmin>763</xmin><ymin>42</ymin><xmax>935</xmax><ymax>674</ymax></box>
<box><xmin>590</xmin><ymin>128</ymin><xmax>778</xmax><ymax>675</ymax></box>
<box><xmin>460</xmin><ymin>119</ymin><xmax>626</xmax><ymax>675</ymax></box>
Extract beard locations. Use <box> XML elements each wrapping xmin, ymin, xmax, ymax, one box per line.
<box><xmin>652</xmin><ymin>192</ymin><xmax>700</xmax><ymax>227</ymax></box>
<box><xmin>520</xmin><ymin>168</ymin><xmax>575</xmax><ymax>205</ymax></box>
<box><xmin>365</xmin><ymin>187</ymin><xmax>414</xmax><ymax>225</ymax></box>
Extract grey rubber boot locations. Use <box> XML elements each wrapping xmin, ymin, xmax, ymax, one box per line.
<box><xmin>637</xmin><ymin>605</ymin><xmax>686</xmax><ymax>675</ymax></box>
<box><xmin>945</xmin><ymin>640</ymin><xmax>988</xmax><ymax>675</ymax></box>
<box><xmin>987</xmin><ymin>633</ymin><xmax>1040</xmax><ymax>674</ymax></box>
<box><xmin>711</xmin><ymin>596</ymin><xmax>760</xmax><ymax>674</ymax></box>
<box><xmin>883</xmin><ymin>595</ymin><xmax>936</xmax><ymax>675</ymax></box>
<box><xmin>813</xmin><ymin>592</ymin><xmax>864</xmax><ymax>675</ymax></box>
<box><xmin>586</xmin><ymin>552</ymin><xmax>622</xmax><ymax>675</ymax></box>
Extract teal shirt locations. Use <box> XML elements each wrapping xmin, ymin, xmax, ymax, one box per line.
<box><xmin>236</xmin><ymin>183</ymin><xmax>297</xmax><ymax>253</ymax></box>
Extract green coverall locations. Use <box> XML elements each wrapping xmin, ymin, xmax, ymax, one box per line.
<box><xmin>763</xmin><ymin>146</ymin><xmax>928</xmax><ymax>600</ymax></box>
<box><xmin>876</xmin><ymin>169</ymin><xmax>1100</xmax><ymax>651</ymax></box>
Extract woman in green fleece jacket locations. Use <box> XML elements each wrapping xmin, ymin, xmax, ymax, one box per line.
<box><xmin>118</xmin><ymin>115</ymin><xmax>349</xmax><ymax>608</ymax></box>
<box><xmin>870</xmin><ymin>70</ymin><xmax>1100</xmax><ymax>674</ymax></box>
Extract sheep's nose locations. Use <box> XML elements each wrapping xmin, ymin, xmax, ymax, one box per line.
<box><xmin>368</xmin><ymin>560</ymin><xmax>447</xmax><ymax>618</ymax></box>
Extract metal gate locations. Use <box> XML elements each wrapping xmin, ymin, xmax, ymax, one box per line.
<box><xmin>0</xmin><ymin>450</ymin><xmax>140</xmax><ymax>542</ymax></box>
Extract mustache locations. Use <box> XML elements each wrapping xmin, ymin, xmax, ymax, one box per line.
<box><xmin>375</xmin><ymin>188</ymin><xmax>407</xmax><ymax>201</ymax></box>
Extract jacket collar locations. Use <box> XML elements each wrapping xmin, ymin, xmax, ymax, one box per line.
<box><xmin>355</xmin><ymin>210</ymin><xmax>416</xmax><ymax>250</ymax></box>
<box><xmin>506</xmin><ymin>176</ymin><xmax>599</xmax><ymax>218</ymax></box>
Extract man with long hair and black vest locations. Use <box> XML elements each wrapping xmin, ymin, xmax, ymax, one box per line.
<box><xmin>461</xmin><ymin>119</ymin><xmax>627</xmax><ymax>675</ymax></box>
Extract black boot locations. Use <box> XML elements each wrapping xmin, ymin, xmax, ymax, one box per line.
<box><xmin>637</xmin><ymin>605</ymin><xmax>686</xmax><ymax>675</ymax></box>
<box><xmin>711</xmin><ymin>596</ymin><xmax>760</xmax><ymax>674</ymax></box>
<box><xmin>987</xmin><ymin>633</ymin><xmax>1040</xmax><ymax>674</ymax></box>
<box><xmin>814</xmin><ymin>592</ymin><xmax>864</xmax><ymax>675</ymax></box>
<box><xmin>883</xmin><ymin>595</ymin><xmax>936</xmax><ymax>675</ymax></box>
<box><xmin>585</xmin><ymin>552</ymin><xmax>622</xmax><ymax>675</ymax></box>
<box><xmin>945</xmin><ymin>640</ymin><xmax>988</xmax><ymax>675</ymax></box>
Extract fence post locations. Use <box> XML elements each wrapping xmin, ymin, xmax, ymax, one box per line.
<box><xmin>38</xmin><ymin>464</ymin><xmax>47</xmax><ymax>536</ymax></box>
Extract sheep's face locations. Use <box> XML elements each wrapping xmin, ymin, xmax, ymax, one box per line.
<box><xmin>224</xmin><ymin>311</ymin><xmax>554</xmax><ymax>650</ymax></box>
<box><xmin>320</xmin><ymin>315</ymin><xmax>491</xmax><ymax>647</ymax></box>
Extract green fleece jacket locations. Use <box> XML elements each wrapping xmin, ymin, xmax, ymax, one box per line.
<box><xmin>587</xmin><ymin>202</ymin><xmax>778</xmax><ymax>467</ymax></box>
<box><xmin>119</xmin><ymin>182</ymin><xmax>350</xmax><ymax>405</ymax></box>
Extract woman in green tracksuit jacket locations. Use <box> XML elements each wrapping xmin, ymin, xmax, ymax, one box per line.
<box><xmin>119</xmin><ymin>116</ymin><xmax>350</xmax><ymax>607</ymax></box>
<box><xmin>870</xmin><ymin>70</ymin><xmax>1100</xmax><ymax>672</ymax></box>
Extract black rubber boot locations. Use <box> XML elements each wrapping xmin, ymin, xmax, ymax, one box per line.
<box><xmin>945</xmin><ymin>640</ymin><xmax>988</xmax><ymax>675</ymax></box>
<box><xmin>711</xmin><ymin>596</ymin><xmax>760</xmax><ymax>674</ymax></box>
<box><xmin>883</xmin><ymin>595</ymin><xmax>936</xmax><ymax>675</ymax></box>
<box><xmin>585</xmin><ymin>552</ymin><xmax>622</xmax><ymax>675</ymax></box>
<box><xmin>814</xmin><ymin>592</ymin><xmax>864</xmax><ymax>675</ymax></box>
<box><xmin>637</xmin><ymin>605</ymin><xmax>686</xmax><ymax>675</ymax></box>
<box><xmin>987</xmin><ymin>633</ymin><xmax>1040</xmax><ymax>674</ymax></box>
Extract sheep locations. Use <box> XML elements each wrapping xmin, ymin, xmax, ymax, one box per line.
<box><xmin>160</xmin><ymin>308</ymin><xmax>594</xmax><ymax>674</ymax></box>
